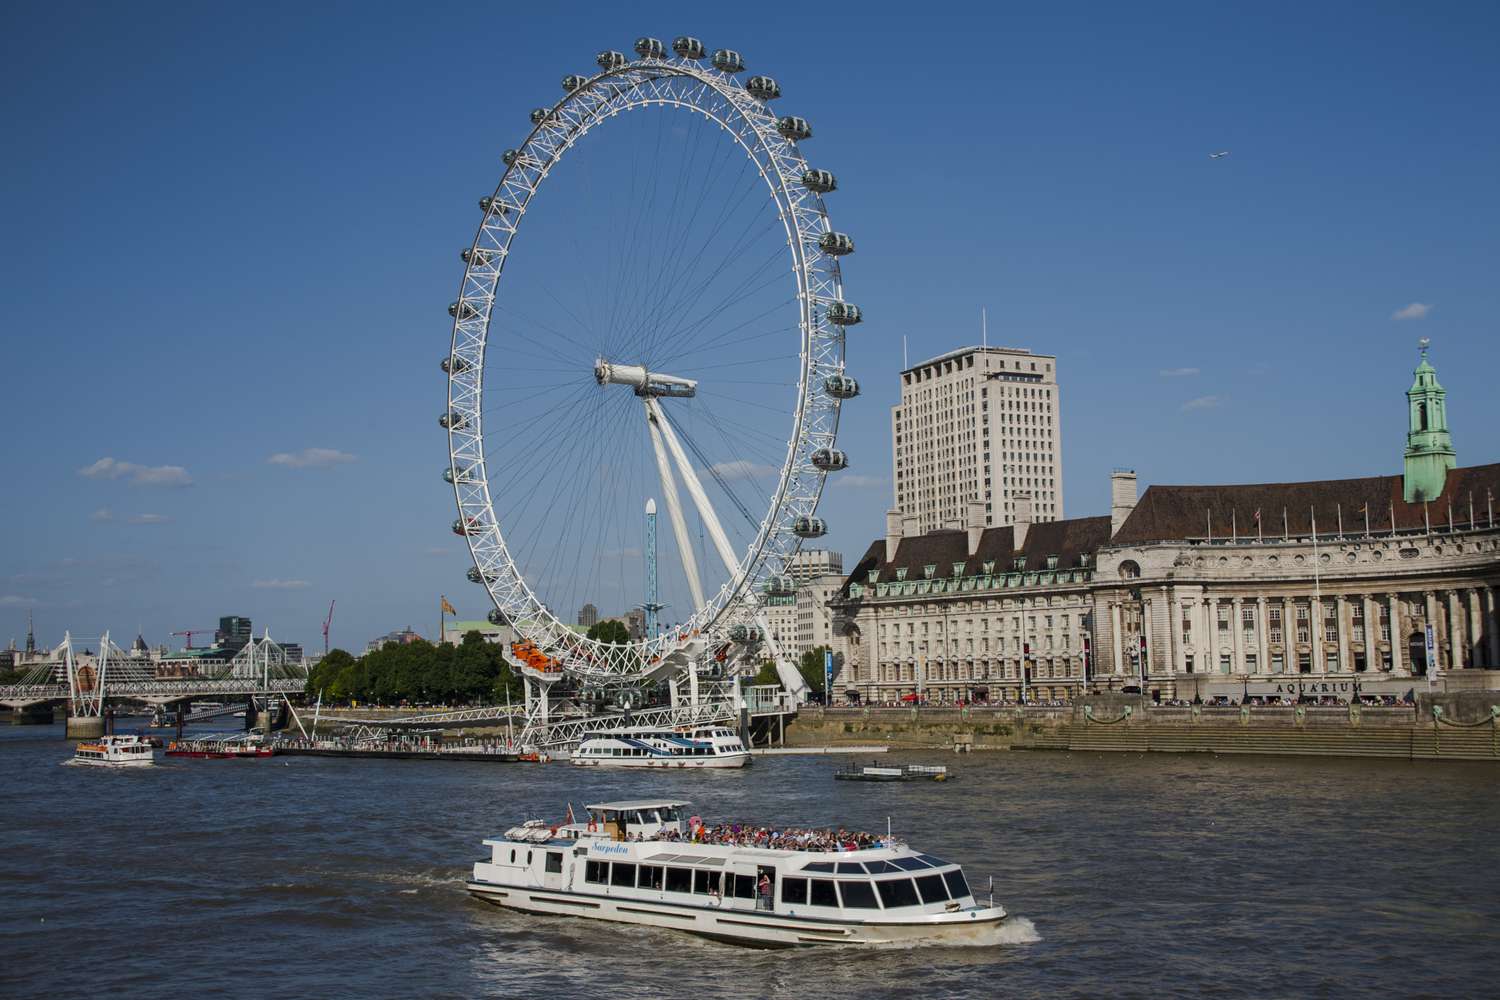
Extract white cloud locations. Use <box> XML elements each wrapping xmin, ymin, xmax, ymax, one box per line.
<box><xmin>267</xmin><ymin>447</ymin><xmax>357</xmax><ymax>469</ymax></box>
<box><xmin>1159</xmin><ymin>367</ymin><xmax>1200</xmax><ymax>377</ymax></box>
<box><xmin>252</xmin><ymin>578</ymin><xmax>311</xmax><ymax>590</ymax></box>
<box><xmin>0</xmin><ymin>595</ymin><xmax>39</xmax><ymax>607</ymax></box>
<box><xmin>833</xmin><ymin>474</ymin><xmax>887</xmax><ymax>489</ymax></box>
<box><xmin>1182</xmin><ymin>395</ymin><xmax>1226</xmax><ymax>412</ymax></box>
<box><xmin>1391</xmin><ymin>302</ymin><xmax>1432</xmax><ymax>321</ymax></box>
<box><xmin>78</xmin><ymin>457</ymin><xmax>193</xmax><ymax>487</ymax></box>
<box><xmin>89</xmin><ymin>508</ymin><xmax>115</xmax><ymax>522</ymax></box>
<box><xmin>709</xmin><ymin>460</ymin><xmax>778</xmax><ymax>480</ymax></box>
<box><xmin>127</xmin><ymin>513</ymin><xmax>170</xmax><ymax>525</ymax></box>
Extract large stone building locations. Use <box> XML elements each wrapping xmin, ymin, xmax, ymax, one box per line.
<box><xmin>893</xmin><ymin>345</ymin><xmax>1063</xmax><ymax>534</ymax></box>
<box><xmin>762</xmin><ymin>550</ymin><xmax>845</xmax><ymax>662</ymax></box>
<box><xmin>834</xmin><ymin>346</ymin><xmax>1499</xmax><ymax>705</ymax></box>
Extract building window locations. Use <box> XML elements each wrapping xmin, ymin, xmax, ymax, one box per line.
<box><xmin>1298</xmin><ymin>653</ymin><xmax>1312</xmax><ymax>674</ymax></box>
<box><xmin>1271</xmin><ymin>653</ymin><xmax>1284</xmax><ymax>673</ymax></box>
<box><xmin>1270</xmin><ymin>626</ymin><xmax>1283</xmax><ymax>644</ymax></box>
<box><xmin>1184</xmin><ymin>654</ymin><xmax>1195</xmax><ymax>674</ymax></box>
<box><xmin>1218</xmin><ymin>654</ymin><xmax>1232</xmax><ymax>675</ymax></box>
<box><xmin>1245</xmin><ymin>653</ymin><xmax>1258</xmax><ymax>673</ymax></box>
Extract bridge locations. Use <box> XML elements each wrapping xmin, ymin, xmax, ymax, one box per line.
<box><xmin>0</xmin><ymin>630</ymin><xmax>308</xmax><ymax>737</ymax></box>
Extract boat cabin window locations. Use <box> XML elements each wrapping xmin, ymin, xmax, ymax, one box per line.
<box><xmin>781</xmin><ymin>877</ymin><xmax>808</xmax><ymax>905</ymax></box>
<box><xmin>693</xmin><ymin>870</ymin><xmax>721</xmax><ymax>895</ymax></box>
<box><xmin>889</xmin><ymin>856</ymin><xmax>931</xmax><ymax>872</ymax></box>
<box><xmin>802</xmin><ymin>861</ymin><xmax>836</xmax><ymax>873</ymax></box>
<box><xmin>545</xmin><ymin>852</ymin><xmax>563</xmax><ymax>874</ymax></box>
<box><xmin>585</xmin><ymin>860</ymin><xmax>609</xmax><ymax>884</ymax></box>
<box><xmin>839</xmin><ymin>880</ymin><xmax>880</xmax><ymax>909</ymax></box>
<box><xmin>917</xmin><ymin>854</ymin><xmax>951</xmax><ymax>867</ymax></box>
<box><xmin>509</xmin><ymin>849</ymin><xmax>516</xmax><ymax>863</ymax></box>
<box><xmin>915</xmin><ymin>873</ymin><xmax>950</xmax><ymax>904</ymax></box>
<box><xmin>637</xmin><ymin>865</ymin><xmax>663</xmax><ymax>889</ymax></box>
<box><xmin>835</xmin><ymin>862</ymin><xmax>865</xmax><ymax>875</ymax></box>
<box><xmin>809</xmin><ymin>879</ymin><xmax>838</xmax><ymax>907</ymax></box>
<box><xmin>610</xmin><ymin>863</ymin><xmax>637</xmax><ymax>888</ymax></box>
<box><xmin>864</xmin><ymin>860</ymin><xmax>899</xmax><ymax>874</ymax></box>
<box><xmin>731</xmin><ymin>873</ymin><xmax>757</xmax><ymax>899</ymax></box>
<box><xmin>876</xmin><ymin>878</ymin><xmax>921</xmax><ymax>909</ymax></box>
<box><xmin>665</xmin><ymin>867</ymin><xmax>692</xmax><ymax>893</ymax></box>
<box><xmin>943</xmin><ymin>869</ymin><xmax>971</xmax><ymax>900</ymax></box>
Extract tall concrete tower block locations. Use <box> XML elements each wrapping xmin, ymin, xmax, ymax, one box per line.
<box><xmin>1110</xmin><ymin>469</ymin><xmax>1138</xmax><ymax>537</ymax></box>
<box><xmin>1403</xmin><ymin>340</ymin><xmax>1457</xmax><ymax>502</ymax></box>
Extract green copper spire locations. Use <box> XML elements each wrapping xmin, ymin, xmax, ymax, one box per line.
<box><xmin>1403</xmin><ymin>338</ymin><xmax>1456</xmax><ymax>502</ymax></box>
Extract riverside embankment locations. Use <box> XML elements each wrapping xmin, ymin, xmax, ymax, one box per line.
<box><xmin>788</xmin><ymin>692</ymin><xmax>1500</xmax><ymax>761</ymax></box>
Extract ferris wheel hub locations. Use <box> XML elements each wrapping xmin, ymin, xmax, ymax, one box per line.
<box><xmin>593</xmin><ymin>357</ymin><xmax>698</xmax><ymax>398</ymax></box>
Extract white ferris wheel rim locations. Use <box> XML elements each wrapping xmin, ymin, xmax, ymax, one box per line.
<box><xmin>444</xmin><ymin>45</ymin><xmax>851</xmax><ymax>677</ymax></box>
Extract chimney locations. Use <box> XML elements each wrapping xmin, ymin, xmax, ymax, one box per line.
<box><xmin>1013</xmin><ymin>492</ymin><xmax>1034</xmax><ymax>551</ymax></box>
<box><xmin>1111</xmin><ymin>469</ymin><xmax>1138</xmax><ymax>536</ymax></box>
<box><xmin>901</xmin><ymin>512</ymin><xmax>920</xmax><ymax>543</ymax></box>
<box><xmin>966</xmin><ymin>499</ymin><xmax>986</xmax><ymax>556</ymax></box>
<box><xmin>885</xmin><ymin>509</ymin><xmax>902</xmax><ymax>562</ymax></box>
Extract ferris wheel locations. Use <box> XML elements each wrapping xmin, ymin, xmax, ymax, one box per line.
<box><xmin>442</xmin><ymin>35</ymin><xmax>859</xmax><ymax>686</ymax></box>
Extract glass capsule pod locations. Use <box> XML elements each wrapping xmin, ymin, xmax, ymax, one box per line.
<box><xmin>810</xmin><ymin>448</ymin><xmax>848</xmax><ymax>471</ymax></box>
<box><xmin>487</xmin><ymin>608</ymin><xmax>509</xmax><ymax>626</ymax></box>
<box><xmin>530</xmin><ymin>107</ymin><xmax>554</xmax><ymax>125</ymax></box>
<box><xmin>712</xmin><ymin>49</ymin><xmax>745</xmax><ymax>73</ymax></box>
<box><xmin>745</xmin><ymin>75</ymin><xmax>781</xmax><ymax>100</ymax></box>
<box><xmin>802</xmin><ymin>169</ymin><xmax>837</xmax><ymax>194</ymax></box>
<box><xmin>672</xmin><ymin>36</ymin><xmax>705</xmax><ymax>59</ymax></box>
<box><xmin>466</xmin><ymin>565</ymin><xmax>498</xmax><ymax>585</ymax></box>
<box><xmin>561</xmin><ymin>74</ymin><xmax>587</xmax><ymax>93</ymax></box>
<box><xmin>478</xmin><ymin>196</ymin><xmax>511</xmax><ymax>215</ymax></box>
<box><xmin>729</xmin><ymin>623</ymin><xmax>764</xmax><ymax>642</ymax></box>
<box><xmin>443</xmin><ymin>463</ymin><xmax>476</xmax><ymax>484</ymax></box>
<box><xmin>824</xmin><ymin>375</ymin><xmax>860</xmax><ymax>399</ymax></box>
<box><xmin>826</xmin><ymin>300</ymin><xmax>862</xmax><ymax>326</ymax></box>
<box><xmin>597</xmin><ymin>50</ymin><xmax>627</xmax><ymax>71</ymax></box>
<box><xmin>460</xmin><ymin>247</ymin><xmax>492</xmax><ymax>267</ymax></box>
<box><xmin>777</xmin><ymin>116</ymin><xmax>812</xmax><ymax>141</ymax></box>
<box><xmin>452</xmin><ymin>517</ymin><xmax>478</xmax><ymax>536</ymax></box>
<box><xmin>448</xmin><ymin>301</ymin><xmax>479</xmax><ymax>320</ymax></box>
<box><xmin>440</xmin><ymin>356</ymin><xmax>472</xmax><ymax>375</ymax></box>
<box><xmin>439</xmin><ymin>411</ymin><xmax>469</xmax><ymax>430</ymax></box>
<box><xmin>634</xmin><ymin>37</ymin><xmax>665</xmax><ymax>59</ymax></box>
<box><xmin>792</xmin><ymin>516</ymin><xmax>827</xmax><ymax>538</ymax></box>
<box><xmin>818</xmin><ymin>232</ymin><xmax>855</xmax><ymax>256</ymax></box>
<box><xmin>762</xmin><ymin>576</ymin><xmax>795</xmax><ymax>598</ymax></box>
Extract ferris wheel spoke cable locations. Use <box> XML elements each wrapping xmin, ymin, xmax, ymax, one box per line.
<box><xmin>667</xmin><ymin>419</ymin><xmax>758</xmax><ymax>529</ymax></box>
<box><xmin>645</xmin><ymin>246</ymin><xmax>793</xmax><ymax>368</ymax></box>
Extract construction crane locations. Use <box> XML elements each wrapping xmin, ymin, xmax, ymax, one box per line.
<box><xmin>171</xmin><ymin>628</ymin><xmax>216</xmax><ymax>649</ymax></box>
<box><xmin>322</xmin><ymin>600</ymin><xmax>336</xmax><ymax>656</ymax></box>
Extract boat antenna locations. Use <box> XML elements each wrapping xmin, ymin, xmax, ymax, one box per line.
<box><xmin>887</xmin><ymin>815</ymin><xmax>892</xmax><ymax>842</ymax></box>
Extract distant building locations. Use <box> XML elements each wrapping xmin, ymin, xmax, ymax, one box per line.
<box><xmin>578</xmin><ymin>603</ymin><xmax>599</xmax><ymax>628</ymax></box>
<box><xmin>366</xmin><ymin>627</ymin><xmax>422</xmax><ymax>654</ymax></box>
<box><xmin>625</xmin><ymin>609</ymin><xmax>645</xmax><ymax>640</ymax></box>
<box><xmin>442</xmin><ymin>619</ymin><xmax>513</xmax><ymax>645</ymax></box>
<box><xmin>893</xmin><ymin>345</ymin><xmax>1063</xmax><ymax>534</ymax></box>
<box><xmin>217</xmin><ymin>615</ymin><xmax>253</xmax><ymax>654</ymax></box>
<box><xmin>760</xmin><ymin>551</ymin><xmax>845</xmax><ymax>661</ymax></box>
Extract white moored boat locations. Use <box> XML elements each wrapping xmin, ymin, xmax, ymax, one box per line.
<box><xmin>570</xmin><ymin>727</ymin><xmax>750</xmax><ymax>769</ymax></box>
<box><xmin>69</xmin><ymin>734</ymin><xmax>156</xmax><ymax>767</ymax></box>
<box><xmin>467</xmin><ymin>799</ymin><xmax>1008</xmax><ymax>946</ymax></box>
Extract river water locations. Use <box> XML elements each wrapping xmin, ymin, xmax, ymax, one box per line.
<box><xmin>2</xmin><ymin>723</ymin><xmax>1496</xmax><ymax>999</ymax></box>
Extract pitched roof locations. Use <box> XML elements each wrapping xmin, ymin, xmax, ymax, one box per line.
<box><xmin>1112</xmin><ymin>463</ymin><xmax>1500</xmax><ymax>544</ymax></box>
<box><xmin>838</xmin><ymin>515</ymin><xmax>1113</xmax><ymax>596</ymax></box>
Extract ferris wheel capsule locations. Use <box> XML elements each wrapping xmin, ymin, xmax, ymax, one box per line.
<box><xmin>712</xmin><ymin>49</ymin><xmax>745</xmax><ymax>73</ymax></box>
<box><xmin>561</xmin><ymin>74</ymin><xmax>587</xmax><ymax>93</ymax></box>
<box><xmin>634</xmin><ymin>37</ymin><xmax>666</xmax><ymax>59</ymax></box>
<box><xmin>478</xmin><ymin>196</ymin><xmax>511</xmax><ymax>216</ymax></box>
<box><xmin>826</xmin><ymin>300</ymin><xmax>862</xmax><ymax>326</ymax></box>
<box><xmin>777</xmin><ymin>116</ymin><xmax>812</xmax><ymax>141</ymax></box>
<box><xmin>802</xmin><ymin>169</ymin><xmax>837</xmax><ymax>194</ymax></box>
<box><xmin>440</xmin><ymin>356</ymin><xmax>471</xmax><ymax>374</ymax></box>
<box><xmin>672</xmin><ymin>36</ymin><xmax>705</xmax><ymax>59</ymax></box>
<box><xmin>597</xmin><ymin>50</ymin><xmax>627</xmax><ymax>71</ymax></box>
<box><xmin>810</xmin><ymin>448</ymin><xmax>848</xmax><ymax>471</ymax></box>
<box><xmin>745</xmin><ymin>76</ymin><xmax>781</xmax><ymax>101</ymax></box>
<box><xmin>729</xmin><ymin>623</ymin><xmax>764</xmax><ymax>642</ymax></box>
<box><xmin>443</xmin><ymin>464</ymin><xmax>475</xmax><ymax>484</ymax></box>
<box><xmin>818</xmin><ymin>232</ymin><xmax>855</xmax><ymax>256</ymax></box>
<box><xmin>449</xmin><ymin>301</ymin><xmax>479</xmax><ymax>320</ymax></box>
<box><xmin>792</xmin><ymin>516</ymin><xmax>827</xmax><ymax>538</ymax></box>
<box><xmin>487</xmin><ymin>608</ymin><xmax>509</xmax><ymax>626</ymax></box>
<box><xmin>440</xmin><ymin>411</ymin><xmax>469</xmax><ymax>430</ymax></box>
<box><xmin>824</xmin><ymin>375</ymin><xmax>860</xmax><ymax>399</ymax></box>
<box><xmin>467</xmin><ymin>565</ymin><xmax>498</xmax><ymax>585</ymax></box>
<box><xmin>452</xmin><ymin>517</ymin><xmax>479</xmax><ymax>536</ymax></box>
<box><xmin>530</xmin><ymin>107</ymin><xmax>555</xmax><ymax>125</ymax></box>
<box><xmin>762</xmin><ymin>576</ymin><xmax>795</xmax><ymax>598</ymax></box>
<box><xmin>460</xmin><ymin>248</ymin><xmax>492</xmax><ymax>267</ymax></box>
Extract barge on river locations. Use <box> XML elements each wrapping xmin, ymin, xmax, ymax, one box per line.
<box><xmin>466</xmin><ymin>798</ymin><xmax>1006</xmax><ymax>947</ymax></box>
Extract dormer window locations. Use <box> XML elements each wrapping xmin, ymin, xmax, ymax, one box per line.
<box><xmin>982</xmin><ymin>561</ymin><xmax>995</xmax><ymax>574</ymax></box>
<box><xmin>923</xmin><ymin>564</ymin><xmax>936</xmax><ymax>579</ymax></box>
<box><xmin>867</xmin><ymin>570</ymin><xmax>880</xmax><ymax>584</ymax></box>
<box><xmin>895</xmin><ymin>568</ymin><xmax>908</xmax><ymax>582</ymax></box>
<box><xmin>952</xmin><ymin>562</ymin><xmax>967</xmax><ymax>577</ymax></box>
<box><xmin>1046</xmin><ymin>555</ymin><xmax>1059</xmax><ymax>570</ymax></box>
<box><xmin>1012</xmin><ymin>558</ymin><xmax>1026</xmax><ymax>572</ymax></box>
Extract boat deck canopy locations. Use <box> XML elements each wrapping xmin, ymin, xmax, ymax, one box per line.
<box><xmin>586</xmin><ymin>799</ymin><xmax>693</xmax><ymax>812</ymax></box>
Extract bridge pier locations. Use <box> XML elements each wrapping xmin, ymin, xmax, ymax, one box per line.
<box><xmin>66</xmin><ymin>715</ymin><xmax>104</xmax><ymax>740</ymax></box>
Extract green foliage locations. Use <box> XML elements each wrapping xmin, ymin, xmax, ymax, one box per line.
<box><xmin>304</xmin><ymin>633</ymin><xmax>520</xmax><ymax>705</ymax></box>
<box><xmin>798</xmin><ymin>645</ymin><xmax>832</xmax><ymax>696</ymax></box>
<box><xmin>751</xmin><ymin>659</ymin><xmax>780</xmax><ymax>686</ymax></box>
<box><xmin>586</xmin><ymin>619</ymin><xmax>631</xmax><ymax>645</ymax></box>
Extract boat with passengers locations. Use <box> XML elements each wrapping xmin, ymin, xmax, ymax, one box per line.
<box><xmin>69</xmin><ymin>734</ymin><xmax>156</xmax><ymax>767</ymax></box>
<box><xmin>466</xmin><ymin>798</ymin><xmax>1006</xmax><ymax>946</ymax></box>
<box><xmin>570</xmin><ymin>726</ymin><xmax>750</xmax><ymax>769</ymax></box>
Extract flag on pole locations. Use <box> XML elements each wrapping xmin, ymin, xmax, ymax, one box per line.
<box><xmin>1359</xmin><ymin>502</ymin><xmax>1370</xmax><ymax>536</ymax></box>
<box><xmin>1336</xmin><ymin>504</ymin><xmax>1343</xmax><ymax>539</ymax></box>
<box><xmin>1253</xmin><ymin>508</ymin><xmax>1262</xmax><ymax>542</ymax></box>
<box><xmin>1283</xmin><ymin>506</ymin><xmax>1289</xmax><ymax>541</ymax></box>
<box><xmin>441</xmin><ymin>595</ymin><xmax>457</xmax><ymax>615</ymax></box>
<box><xmin>1389</xmin><ymin>500</ymin><xmax>1396</xmax><ymax>536</ymax></box>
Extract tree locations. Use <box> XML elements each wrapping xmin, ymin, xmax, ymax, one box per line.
<box><xmin>586</xmin><ymin>619</ymin><xmax>631</xmax><ymax>645</ymax></box>
<box><xmin>798</xmin><ymin>645</ymin><xmax>831</xmax><ymax>698</ymax></box>
<box><xmin>306</xmin><ymin>648</ymin><xmax>356</xmax><ymax>697</ymax></box>
<box><xmin>751</xmin><ymin>659</ymin><xmax>780</xmax><ymax>686</ymax></box>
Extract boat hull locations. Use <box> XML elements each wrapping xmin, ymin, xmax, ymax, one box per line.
<box><xmin>68</xmin><ymin>755</ymin><xmax>154</xmax><ymax>768</ymax></box>
<box><xmin>466</xmin><ymin>879</ymin><xmax>1006</xmax><ymax>947</ymax></box>
<box><xmin>569</xmin><ymin>753</ymin><xmax>749</xmax><ymax>770</ymax></box>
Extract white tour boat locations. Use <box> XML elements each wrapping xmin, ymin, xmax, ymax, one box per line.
<box><xmin>467</xmin><ymin>799</ymin><xmax>1008</xmax><ymax>946</ymax></box>
<box><xmin>69</xmin><ymin>734</ymin><xmax>156</xmax><ymax>767</ymax></box>
<box><xmin>570</xmin><ymin>727</ymin><xmax>750</xmax><ymax>769</ymax></box>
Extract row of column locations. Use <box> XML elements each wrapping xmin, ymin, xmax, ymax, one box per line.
<box><xmin>1141</xmin><ymin>585</ymin><xmax>1500</xmax><ymax>676</ymax></box>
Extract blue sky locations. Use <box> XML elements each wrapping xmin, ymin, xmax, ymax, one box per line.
<box><xmin>3</xmin><ymin>2</ymin><xmax>1496</xmax><ymax>653</ymax></box>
